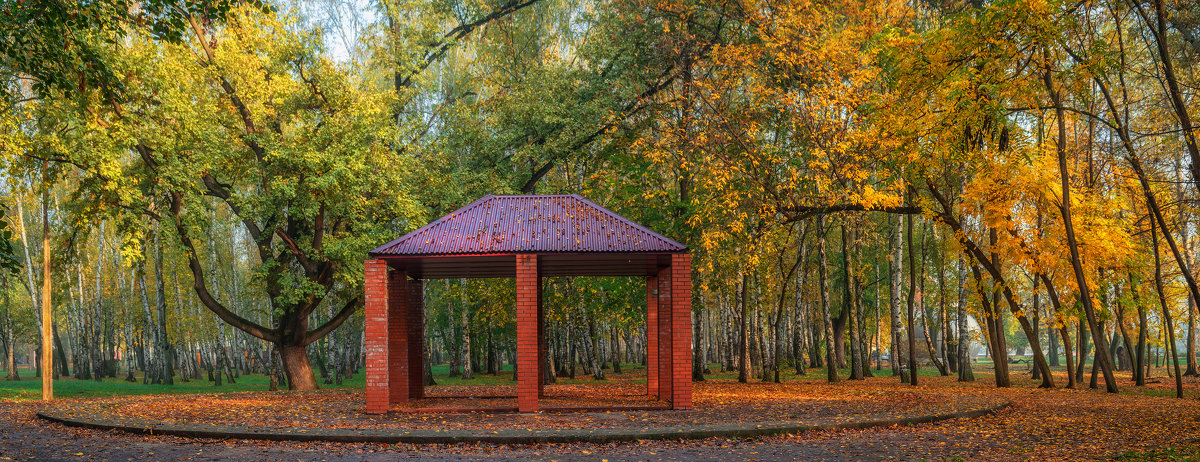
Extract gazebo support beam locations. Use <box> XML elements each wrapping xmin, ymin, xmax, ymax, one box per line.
<box><xmin>405</xmin><ymin>278</ymin><xmax>426</xmax><ymax>400</ymax></box>
<box><xmin>365</xmin><ymin>260</ymin><xmax>425</xmax><ymax>415</ymax></box>
<box><xmin>646</xmin><ymin>275</ymin><xmax>659</xmax><ymax>400</ymax></box>
<box><xmin>387</xmin><ymin>269</ymin><xmax>409</xmax><ymax>404</ymax></box>
<box><xmin>657</xmin><ymin>265</ymin><xmax>674</xmax><ymax>401</ymax></box>
<box><xmin>364</xmin><ymin>259</ymin><xmax>390</xmax><ymax>414</ymax></box>
<box><xmin>516</xmin><ymin>254</ymin><xmax>542</xmax><ymax>412</ymax></box>
<box><xmin>671</xmin><ymin>253</ymin><xmax>693</xmax><ymax>409</ymax></box>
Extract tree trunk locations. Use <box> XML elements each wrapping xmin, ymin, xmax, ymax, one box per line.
<box><xmin>1180</xmin><ymin>166</ymin><xmax>1198</xmax><ymax>377</ymax></box>
<box><xmin>890</xmin><ymin>216</ymin><xmax>907</xmax><ymax>382</ymax></box>
<box><xmin>969</xmin><ymin>258</ymin><xmax>1007</xmax><ymax>387</ymax></box>
<box><xmin>1040</xmin><ymin>274</ymin><xmax>1075</xmax><ymax>389</ymax></box>
<box><xmin>956</xmin><ymin>257</ymin><xmax>973</xmax><ymax>382</ymax></box>
<box><xmin>876</xmin><ymin>261</ymin><xmax>885</xmax><ymax>372</ymax></box>
<box><xmin>610</xmin><ymin>325</ymin><xmax>622</xmax><ymax>374</ymax></box>
<box><xmin>1131</xmin><ymin>272</ymin><xmax>1147</xmax><ymax>386</ymax></box>
<box><xmin>425</xmin><ymin>336</ymin><xmax>436</xmax><ymax>386</ymax></box>
<box><xmin>1113</xmin><ymin>275</ymin><xmax>1137</xmax><ymax>377</ymax></box>
<box><xmin>1086</xmin><ymin>40</ymin><xmax>1200</xmax><ymax>382</ymax></box>
<box><xmin>905</xmin><ymin>207</ymin><xmax>918</xmax><ymax>386</ymax></box>
<box><xmin>137</xmin><ymin>266</ymin><xmax>159</xmax><ymax>384</ymax></box>
<box><xmin>279</xmin><ymin>343</ymin><xmax>316</xmax><ymax>390</ymax></box>
<box><xmin>752</xmin><ymin>302</ymin><xmax>764</xmax><ymax>380</ymax></box>
<box><xmin>817</xmin><ymin>215</ymin><xmax>838</xmax><ymax>383</ymax></box>
<box><xmin>775</xmin><ymin>223</ymin><xmax>808</xmax><ymax>382</ymax></box>
<box><xmin>154</xmin><ymin>230</ymin><xmax>173</xmax><ymax>385</ymax></box>
<box><xmin>41</xmin><ymin>184</ymin><xmax>53</xmax><ymax>399</ymax></box>
<box><xmin>448</xmin><ymin>302</ymin><xmax>460</xmax><ymax>378</ymax></box>
<box><xmin>738</xmin><ymin>272</ymin><xmax>752</xmax><ymax>383</ymax></box>
<box><xmin>918</xmin><ymin>224</ymin><xmax>948</xmax><ymax>376</ymax></box>
<box><xmin>587</xmin><ymin>316</ymin><xmax>603</xmax><ymax>380</ymax></box>
<box><xmin>939</xmin><ymin>244</ymin><xmax>953</xmax><ymax>374</ymax></box>
<box><xmin>461</xmin><ymin>283</ymin><xmax>472</xmax><ymax>380</ymax></box>
<box><xmin>268</xmin><ymin>346</ymin><xmax>280</xmax><ymax>391</ymax></box>
<box><xmin>2</xmin><ymin>273</ymin><xmax>14</xmax><ymax>381</ymax></box>
<box><xmin>926</xmin><ymin>185</ymin><xmax>1053</xmax><ymax>387</ymax></box>
<box><xmin>1188</xmin><ymin>287</ymin><xmax>1199</xmax><ymax>377</ymax></box>
<box><xmin>857</xmin><ymin>231</ymin><xmax>873</xmax><ymax>379</ymax></box>
<box><xmin>15</xmin><ymin>198</ymin><xmax>43</xmax><ymax>380</ymax></box>
<box><xmin>1075</xmin><ymin>322</ymin><xmax>1088</xmax><ymax>384</ymax></box>
<box><xmin>841</xmin><ymin>223</ymin><xmax>863</xmax><ymax>380</ymax></box>
<box><xmin>693</xmin><ymin>308</ymin><xmax>706</xmax><ymax>380</ymax></box>
<box><xmin>1031</xmin><ymin>273</ymin><xmax>1042</xmax><ymax>381</ymax></box>
<box><xmin>1044</xmin><ymin>56</ymin><xmax>1118</xmax><ymax>392</ymax></box>
<box><xmin>1151</xmin><ymin>217</ymin><xmax>1184</xmax><ymax>398</ymax></box>
<box><xmin>714</xmin><ymin>301</ymin><xmax>724</xmax><ymax>371</ymax></box>
<box><xmin>794</xmin><ymin>279</ymin><xmax>807</xmax><ymax>375</ymax></box>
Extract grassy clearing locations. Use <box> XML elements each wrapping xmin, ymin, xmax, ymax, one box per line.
<box><xmin>0</xmin><ymin>367</ymin><xmax>365</xmax><ymax>402</ymax></box>
<box><xmin>1115</xmin><ymin>446</ymin><xmax>1200</xmax><ymax>461</ymax></box>
<box><xmin>2</xmin><ymin>357</ymin><xmax>1194</xmax><ymax>402</ymax></box>
<box><xmin>0</xmin><ymin>362</ymin><xmax>643</xmax><ymax>401</ymax></box>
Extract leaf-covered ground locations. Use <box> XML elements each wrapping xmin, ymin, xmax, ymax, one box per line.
<box><xmin>43</xmin><ymin>379</ymin><xmax>974</xmax><ymax>431</ymax></box>
<box><xmin>4</xmin><ymin>365</ymin><xmax>1200</xmax><ymax>461</ymax></box>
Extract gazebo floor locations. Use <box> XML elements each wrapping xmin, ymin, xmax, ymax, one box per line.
<box><xmin>31</xmin><ymin>374</ymin><xmax>1002</xmax><ymax>433</ymax></box>
<box><xmin>394</xmin><ymin>382</ymin><xmax>670</xmax><ymax>413</ymax></box>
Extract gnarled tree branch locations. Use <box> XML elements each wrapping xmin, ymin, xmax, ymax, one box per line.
<box><xmin>304</xmin><ymin>297</ymin><xmax>359</xmax><ymax>346</ymax></box>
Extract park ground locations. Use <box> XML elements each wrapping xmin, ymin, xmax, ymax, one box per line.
<box><xmin>0</xmin><ymin>361</ymin><xmax>1199</xmax><ymax>461</ymax></box>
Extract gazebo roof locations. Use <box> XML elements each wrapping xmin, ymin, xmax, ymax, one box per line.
<box><xmin>370</xmin><ymin>194</ymin><xmax>686</xmax><ymax>279</ymax></box>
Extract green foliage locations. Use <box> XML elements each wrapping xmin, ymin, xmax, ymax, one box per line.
<box><xmin>0</xmin><ymin>207</ymin><xmax>19</xmax><ymax>274</ymax></box>
<box><xmin>0</xmin><ymin>0</ymin><xmax>265</xmax><ymax>103</ymax></box>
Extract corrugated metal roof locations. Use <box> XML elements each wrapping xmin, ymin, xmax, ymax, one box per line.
<box><xmin>370</xmin><ymin>195</ymin><xmax>686</xmax><ymax>256</ymax></box>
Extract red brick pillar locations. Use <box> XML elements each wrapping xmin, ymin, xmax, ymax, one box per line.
<box><xmin>387</xmin><ymin>269</ymin><xmax>411</xmax><ymax>404</ymax></box>
<box><xmin>657</xmin><ymin>265</ymin><xmax>674</xmax><ymax>401</ymax></box>
<box><xmin>364</xmin><ymin>259</ymin><xmax>390</xmax><ymax>414</ymax></box>
<box><xmin>538</xmin><ymin>275</ymin><xmax>546</xmax><ymax>399</ymax></box>
<box><xmin>671</xmin><ymin>253</ymin><xmax>693</xmax><ymax>409</ymax></box>
<box><xmin>407</xmin><ymin>279</ymin><xmax>425</xmax><ymax>399</ymax></box>
<box><xmin>646</xmin><ymin>275</ymin><xmax>659</xmax><ymax>399</ymax></box>
<box><xmin>516</xmin><ymin>254</ymin><xmax>541</xmax><ymax>412</ymax></box>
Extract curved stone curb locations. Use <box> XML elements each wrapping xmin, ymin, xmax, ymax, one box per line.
<box><xmin>37</xmin><ymin>398</ymin><xmax>1008</xmax><ymax>445</ymax></box>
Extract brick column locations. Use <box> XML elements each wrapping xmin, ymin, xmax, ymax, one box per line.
<box><xmin>387</xmin><ymin>269</ymin><xmax>410</xmax><ymax>404</ymax></box>
<box><xmin>657</xmin><ymin>265</ymin><xmax>674</xmax><ymax>401</ymax></box>
<box><xmin>646</xmin><ymin>275</ymin><xmax>658</xmax><ymax>399</ymax></box>
<box><xmin>538</xmin><ymin>275</ymin><xmax>546</xmax><ymax>399</ymax></box>
<box><xmin>516</xmin><ymin>254</ymin><xmax>541</xmax><ymax>412</ymax></box>
<box><xmin>671</xmin><ymin>253</ymin><xmax>693</xmax><ymax>409</ymax></box>
<box><xmin>408</xmin><ymin>279</ymin><xmax>425</xmax><ymax>399</ymax></box>
<box><xmin>364</xmin><ymin>259</ymin><xmax>390</xmax><ymax>414</ymax></box>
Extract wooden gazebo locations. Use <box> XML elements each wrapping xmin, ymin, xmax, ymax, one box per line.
<box><xmin>363</xmin><ymin>194</ymin><xmax>692</xmax><ymax>413</ymax></box>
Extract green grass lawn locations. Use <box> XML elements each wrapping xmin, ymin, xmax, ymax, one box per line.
<box><xmin>1</xmin><ymin>357</ymin><xmax>1189</xmax><ymax>402</ymax></box>
<box><xmin>0</xmin><ymin>360</ymin><xmax>1066</xmax><ymax>402</ymax></box>
<box><xmin>0</xmin><ymin>362</ymin><xmax>645</xmax><ymax>401</ymax></box>
<box><xmin>1115</xmin><ymin>446</ymin><xmax>1200</xmax><ymax>461</ymax></box>
<box><xmin>0</xmin><ymin>367</ymin><xmax>365</xmax><ymax>402</ymax></box>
